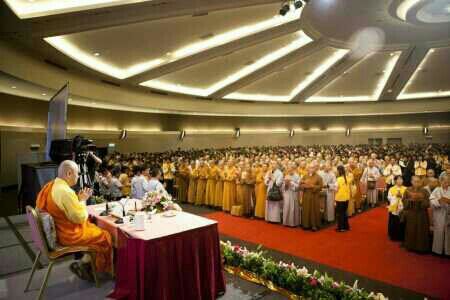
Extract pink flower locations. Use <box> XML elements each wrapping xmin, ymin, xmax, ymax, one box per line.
<box><xmin>332</xmin><ymin>282</ymin><xmax>339</xmax><ymax>289</ymax></box>
<box><xmin>309</xmin><ymin>277</ymin><xmax>318</xmax><ymax>286</ymax></box>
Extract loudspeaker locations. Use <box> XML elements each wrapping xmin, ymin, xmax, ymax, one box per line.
<box><xmin>18</xmin><ymin>163</ymin><xmax>58</xmax><ymax>213</ymax></box>
<box><xmin>49</xmin><ymin>139</ymin><xmax>73</xmax><ymax>163</ymax></box>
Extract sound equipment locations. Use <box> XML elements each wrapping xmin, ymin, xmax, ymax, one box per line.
<box><xmin>49</xmin><ymin>139</ymin><xmax>73</xmax><ymax>163</ymax></box>
<box><xmin>18</xmin><ymin>163</ymin><xmax>58</xmax><ymax>213</ymax></box>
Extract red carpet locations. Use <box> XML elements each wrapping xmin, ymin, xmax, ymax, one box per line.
<box><xmin>205</xmin><ymin>208</ymin><xmax>450</xmax><ymax>299</ymax></box>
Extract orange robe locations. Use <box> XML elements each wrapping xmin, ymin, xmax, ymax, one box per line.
<box><xmin>187</xmin><ymin>168</ymin><xmax>198</xmax><ymax>204</ymax></box>
<box><xmin>222</xmin><ymin>167</ymin><xmax>237</xmax><ymax>212</ymax></box>
<box><xmin>214</xmin><ymin>168</ymin><xmax>224</xmax><ymax>208</ymax></box>
<box><xmin>36</xmin><ymin>181</ymin><xmax>112</xmax><ymax>273</ymax></box>
<box><xmin>196</xmin><ymin>166</ymin><xmax>208</xmax><ymax>205</ymax></box>
<box><xmin>254</xmin><ymin>169</ymin><xmax>267</xmax><ymax>218</ymax></box>
<box><xmin>205</xmin><ymin>166</ymin><xmax>218</xmax><ymax>206</ymax></box>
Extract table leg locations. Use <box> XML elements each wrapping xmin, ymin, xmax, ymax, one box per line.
<box><xmin>4</xmin><ymin>216</ymin><xmax>43</xmax><ymax>269</ymax></box>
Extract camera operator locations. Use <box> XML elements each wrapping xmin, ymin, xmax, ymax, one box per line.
<box><xmin>72</xmin><ymin>135</ymin><xmax>102</xmax><ymax>193</ymax></box>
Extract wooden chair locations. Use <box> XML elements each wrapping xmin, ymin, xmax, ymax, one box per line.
<box><xmin>24</xmin><ymin>206</ymin><xmax>99</xmax><ymax>300</ymax></box>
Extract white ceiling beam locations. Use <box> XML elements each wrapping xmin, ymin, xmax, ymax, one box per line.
<box><xmin>128</xmin><ymin>20</ymin><xmax>303</xmax><ymax>84</ymax></box>
<box><xmin>290</xmin><ymin>51</ymin><xmax>365</xmax><ymax>102</ymax></box>
<box><xmin>209</xmin><ymin>39</ymin><xmax>327</xmax><ymax>99</ymax></box>
<box><xmin>378</xmin><ymin>45</ymin><xmax>428</xmax><ymax>101</ymax></box>
<box><xmin>0</xmin><ymin>0</ymin><xmax>282</xmax><ymax>38</ymax></box>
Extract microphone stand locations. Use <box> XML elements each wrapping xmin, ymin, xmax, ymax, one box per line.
<box><xmin>99</xmin><ymin>197</ymin><xmax>110</xmax><ymax>216</ymax></box>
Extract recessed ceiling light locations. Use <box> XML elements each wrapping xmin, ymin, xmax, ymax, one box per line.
<box><xmin>41</xmin><ymin>93</ymin><xmax>47</xmax><ymax>96</ymax></box>
<box><xmin>11</xmin><ymin>86</ymin><xmax>17</xmax><ymax>89</ymax></box>
<box><xmin>166</xmin><ymin>52</ymin><xmax>171</xmax><ymax>56</ymax></box>
<box><xmin>93</xmin><ymin>52</ymin><xmax>100</xmax><ymax>56</ymax></box>
<box><xmin>388</xmin><ymin>89</ymin><xmax>393</xmax><ymax>93</ymax></box>
<box><xmin>92</xmin><ymin>101</ymin><xmax>97</xmax><ymax>105</ymax></box>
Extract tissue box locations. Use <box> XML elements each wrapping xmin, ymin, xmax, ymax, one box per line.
<box><xmin>231</xmin><ymin>205</ymin><xmax>243</xmax><ymax>216</ymax></box>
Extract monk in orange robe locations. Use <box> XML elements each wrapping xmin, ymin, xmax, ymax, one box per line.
<box><xmin>36</xmin><ymin>160</ymin><xmax>112</xmax><ymax>278</ymax></box>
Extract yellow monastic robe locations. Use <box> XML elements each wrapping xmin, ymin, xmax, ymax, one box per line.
<box><xmin>176</xmin><ymin>164</ymin><xmax>189</xmax><ymax>203</ymax></box>
<box><xmin>346</xmin><ymin>173</ymin><xmax>356</xmax><ymax>216</ymax></box>
<box><xmin>254</xmin><ymin>168</ymin><xmax>267</xmax><ymax>218</ymax></box>
<box><xmin>187</xmin><ymin>168</ymin><xmax>198</xmax><ymax>204</ymax></box>
<box><xmin>36</xmin><ymin>179</ymin><xmax>112</xmax><ymax>273</ymax></box>
<box><xmin>214</xmin><ymin>167</ymin><xmax>225</xmax><ymax>208</ymax></box>
<box><xmin>298</xmin><ymin>167</ymin><xmax>308</xmax><ymax>178</ymax></box>
<box><xmin>205</xmin><ymin>165</ymin><xmax>218</xmax><ymax>206</ymax></box>
<box><xmin>222</xmin><ymin>166</ymin><xmax>237</xmax><ymax>212</ymax></box>
<box><xmin>236</xmin><ymin>170</ymin><xmax>245</xmax><ymax>211</ymax></box>
<box><xmin>195</xmin><ymin>166</ymin><xmax>208</xmax><ymax>205</ymax></box>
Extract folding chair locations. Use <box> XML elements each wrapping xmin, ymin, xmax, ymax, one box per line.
<box><xmin>24</xmin><ymin>206</ymin><xmax>99</xmax><ymax>300</ymax></box>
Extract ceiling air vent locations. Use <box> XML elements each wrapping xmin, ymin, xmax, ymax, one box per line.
<box><xmin>200</xmin><ymin>33</ymin><xmax>214</xmax><ymax>40</ymax></box>
<box><xmin>44</xmin><ymin>59</ymin><xmax>68</xmax><ymax>71</ymax></box>
<box><xmin>101</xmin><ymin>79</ymin><xmax>120</xmax><ymax>87</ymax></box>
<box><xmin>150</xmin><ymin>90</ymin><xmax>168</xmax><ymax>96</ymax></box>
<box><xmin>192</xmin><ymin>11</ymin><xmax>209</xmax><ymax>17</ymax></box>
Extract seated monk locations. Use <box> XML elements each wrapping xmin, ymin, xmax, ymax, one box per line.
<box><xmin>36</xmin><ymin>160</ymin><xmax>112</xmax><ymax>280</ymax></box>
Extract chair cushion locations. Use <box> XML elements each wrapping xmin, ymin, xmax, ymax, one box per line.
<box><xmin>38</xmin><ymin>211</ymin><xmax>58</xmax><ymax>251</ymax></box>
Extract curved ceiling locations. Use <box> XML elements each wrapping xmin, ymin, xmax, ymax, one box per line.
<box><xmin>0</xmin><ymin>0</ymin><xmax>449</xmax><ymax>115</ymax></box>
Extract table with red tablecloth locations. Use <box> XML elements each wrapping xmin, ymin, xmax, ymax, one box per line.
<box><xmin>88</xmin><ymin>204</ymin><xmax>226</xmax><ymax>300</ymax></box>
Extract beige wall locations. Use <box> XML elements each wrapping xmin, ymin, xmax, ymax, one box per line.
<box><xmin>1</xmin><ymin>129</ymin><xmax>449</xmax><ymax>187</ymax></box>
<box><xmin>1</xmin><ymin>93</ymin><xmax>449</xmax><ymax>187</ymax></box>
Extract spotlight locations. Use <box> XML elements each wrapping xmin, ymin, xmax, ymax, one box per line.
<box><xmin>423</xmin><ymin>127</ymin><xmax>429</xmax><ymax>136</ymax></box>
<box><xmin>279</xmin><ymin>3</ymin><xmax>290</xmax><ymax>16</ymax></box>
<box><xmin>234</xmin><ymin>128</ymin><xmax>241</xmax><ymax>138</ymax></box>
<box><xmin>289</xmin><ymin>129</ymin><xmax>295</xmax><ymax>137</ymax></box>
<box><xmin>345</xmin><ymin>128</ymin><xmax>351</xmax><ymax>137</ymax></box>
<box><xmin>294</xmin><ymin>0</ymin><xmax>303</xmax><ymax>9</ymax></box>
<box><xmin>119</xmin><ymin>129</ymin><xmax>128</xmax><ymax>140</ymax></box>
<box><xmin>179</xmin><ymin>130</ymin><xmax>186</xmax><ymax>140</ymax></box>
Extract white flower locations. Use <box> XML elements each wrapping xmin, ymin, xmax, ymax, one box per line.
<box><xmin>297</xmin><ymin>267</ymin><xmax>309</xmax><ymax>277</ymax></box>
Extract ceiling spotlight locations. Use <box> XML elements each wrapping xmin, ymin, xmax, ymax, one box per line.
<box><xmin>93</xmin><ymin>52</ymin><xmax>100</xmax><ymax>56</ymax></box>
<box><xmin>179</xmin><ymin>130</ymin><xmax>186</xmax><ymax>141</ymax></box>
<box><xmin>279</xmin><ymin>3</ymin><xmax>290</xmax><ymax>16</ymax></box>
<box><xmin>289</xmin><ymin>129</ymin><xmax>295</xmax><ymax>137</ymax></box>
<box><xmin>423</xmin><ymin>127</ymin><xmax>429</xmax><ymax>136</ymax></box>
<box><xmin>345</xmin><ymin>128</ymin><xmax>351</xmax><ymax>137</ymax></box>
<box><xmin>294</xmin><ymin>0</ymin><xmax>303</xmax><ymax>9</ymax></box>
<box><xmin>11</xmin><ymin>86</ymin><xmax>17</xmax><ymax>89</ymax></box>
<box><xmin>41</xmin><ymin>93</ymin><xmax>47</xmax><ymax>96</ymax></box>
<box><xmin>387</xmin><ymin>89</ymin><xmax>393</xmax><ymax>93</ymax></box>
<box><xmin>234</xmin><ymin>128</ymin><xmax>241</xmax><ymax>138</ymax></box>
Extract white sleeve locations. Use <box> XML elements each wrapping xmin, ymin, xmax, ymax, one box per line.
<box><xmin>275</xmin><ymin>172</ymin><xmax>283</xmax><ymax>186</ymax></box>
<box><xmin>429</xmin><ymin>188</ymin><xmax>442</xmax><ymax>209</ymax></box>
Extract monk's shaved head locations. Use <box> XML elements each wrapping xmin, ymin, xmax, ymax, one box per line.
<box><xmin>58</xmin><ymin>160</ymin><xmax>79</xmax><ymax>187</ymax></box>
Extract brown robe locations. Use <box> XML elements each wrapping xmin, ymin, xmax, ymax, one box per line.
<box><xmin>301</xmin><ymin>173</ymin><xmax>323</xmax><ymax>230</ymax></box>
<box><xmin>402</xmin><ymin>187</ymin><xmax>431</xmax><ymax>252</ymax></box>
<box><xmin>351</xmin><ymin>167</ymin><xmax>363</xmax><ymax>210</ymax></box>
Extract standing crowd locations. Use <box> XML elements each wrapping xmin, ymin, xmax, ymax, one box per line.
<box><xmin>95</xmin><ymin>143</ymin><xmax>449</xmax><ymax>256</ymax></box>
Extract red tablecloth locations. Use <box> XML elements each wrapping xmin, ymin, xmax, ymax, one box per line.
<box><xmin>108</xmin><ymin>223</ymin><xmax>225</xmax><ymax>300</ymax></box>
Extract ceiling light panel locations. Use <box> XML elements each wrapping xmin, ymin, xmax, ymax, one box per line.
<box><xmin>4</xmin><ymin>0</ymin><xmax>155</xmax><ymax>19</ymax></box>
<box><xmin>224</xmin><ymin>47</ymin><xmax>344</xmax><ymax>102</ymax></box>
<box><xmin>396</xmin><ymin>0</ymin><xmax>422</xmax><ymax>21</ymax></box>
<box><xmin>307</xmin><ymin>51</ymin><xmax>401</xmax><ymax>102</ymax></box>
<box><xmin>398</xmin><ymin>47</ymin><xmax>450</xmax><ymax>100</ymax></box>
<box><xmin>140</xmin><ymin>31</ymin><xmax>312</xmax><ymax>97</ymax></box>
<box><xmin>44</xmin><ymin>3</ymin><xmax>302</xmax><ymax>80</ymax></box>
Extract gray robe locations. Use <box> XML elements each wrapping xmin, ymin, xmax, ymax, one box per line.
<box><xmin>430</xmin><ymin>186</ymin><xmax>450</xmax><ymax>255</ymax></box>
<box><xmin>282</xmin><ymin>173</ymin><xmax>301</xmax><ymax>227</ymax></box>
<box><xmin>264</xmin><ymin>169</ymin><xmax>284</xmax><ymax>223</ymax></box>
<box><xmin>319</xmin><ymin>171</ymin><xmax>337</xmax><ymax>222</ymax></box>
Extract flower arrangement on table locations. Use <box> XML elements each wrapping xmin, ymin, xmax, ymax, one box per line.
<box><xmin>142</xmin><ymin>190</ymin><xmax>182</xmax><ymax>213</ymax></box>
<box><xmin>220</xmin><ymin>241</ymin><xmax>386</xmax><ymax>300</ymax></box>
